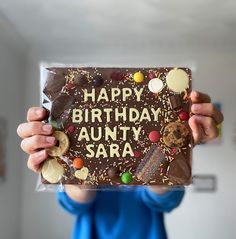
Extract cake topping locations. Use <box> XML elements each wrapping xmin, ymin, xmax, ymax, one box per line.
<box><xmin>148</xmin><ymin>78</ymin><xmax>164</xmax><ymax>93</ymax></box>
<box><xmin>93</xmin><ymin>75</ymin><xmax>104</xmax><ymax>87</ymax></box>
<box><xmin>133</xmin><ymin>71</ymin><xmax>144</xmax><ymax>83</ymax></box>
<box><xmin>166</xmin><ymin>68</ymin><xmax>189</xmax><ymax>93</ymax></box>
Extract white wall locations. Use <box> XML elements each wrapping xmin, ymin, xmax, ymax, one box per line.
<box><xmin>0</xmin><ymin>21</ymin><xmax>26</xmax><ymax>239</ymax></box>
<box><xmin>166</xmin><ymin>53</ymin><xmax>236</xmax><ymax>239</ymax></box>
<box><xmin>20</xmin><ymin>46</ymin><xmax>236</xmax><ymax>239</ymax></box>
<box><xmin>20</xmin><ymin>54</ymin><xmax>74</xmax><ymax>239</ymax></box>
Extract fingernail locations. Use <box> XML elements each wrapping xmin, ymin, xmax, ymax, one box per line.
<box><xmin>192</xmin><ymin>104</ymin><xmax>201</xmax><ymax>111</ymax></box>
<box><xmin>33</xmin><ymin>150</ymin><xmax>46</xmax><ymax>159</ymax></box>
<box><xmin>35</xmin><ymin>109</ymin><xmax>42</xmax><ymax>116</ymax></box>
<box><xmin>46</xmin><ymin>136</ymin><xmax>56</xmax><ymax>144</ymax></box>
<box><xmin>42</xmin><ymin>124</ymin><xmax>52</xmax><ymax>132</ymax></box>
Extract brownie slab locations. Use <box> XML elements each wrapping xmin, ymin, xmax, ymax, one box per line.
<box><xmin>41</xmin><ymin>66</ymin><xmax>193</xmax><ymax>186</ymax></box>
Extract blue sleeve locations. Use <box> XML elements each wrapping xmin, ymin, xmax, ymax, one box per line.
<box><xmin>57</xmin><ymin>192</ymin><xmax>95</xmax><ymax>216</ymax></box>
<box><xmin>141</xmin><ymin>187</ymin><xmax>185</xmax><ymax>213</ymax></box>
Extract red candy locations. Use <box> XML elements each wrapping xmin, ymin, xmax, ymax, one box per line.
<box><xmin>148</xmin><ymin>131</ymin><xmax>160</xmax><ymax>142</ymax></box>
<box><xmin>170</xmin><ymin>148</ymin><xmax>178</xmax><ymax>155</ymax></box>
<box><xmin>110</xmin><ymin>71</ymin><xmax>124</xmax><ymax>81</ymax></box>
<box><xmin>179</xmin><ymin>111</ymin><xmax>189</xmax><ymax>121</ymax></box>
<box><xmin>148</xmin><ymin>72</ymin><xmax>155</xmax><ymax>80</ymax></box>
<box><xmin>66</xmin><ymin>83</ymin><xmax>73</xmax><ymax>90</ymax></box>
<box><xmin>67</xmin><ymin>125</ymin><xmax>76</xmax><ymax>133</ymax></box>
<box><xmin>134</xmin><ymin>151</ymin><xmax>142</xmax><ymax>158</ymax></box>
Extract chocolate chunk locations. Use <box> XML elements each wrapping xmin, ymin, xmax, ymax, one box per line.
<box><xmin>74</xmin><ymin>74</ymin><xmax>87</xmax><ymax>86</ymax></box>
<box><xmin>107</xmin><ymin>167</ymin><xmax>120</xmax><ymax>179</ymax></box>
<box><xmin>167</xmin><ymin>154</ymin><xmax>191</xmax><ymax>185</ymax></box>
<box><xmin>173</xmin><ymin>129</ymin><xmax>181</xmax><ymax>139</ymax></box>
<box><xmin>169</xmin><ymin>95</ymin><xmax>182</xmax><ymax>110</ymax></box>
<box><xmin>51</xmin><ymin>94</ymin><xmax>74</xmax><ymax>118</ymax></box>
<box><xmin>93</xmin><ymin>75</ymin><xmax>104</xmax><ymax>87</ymax></box>
<box><xmin>43</xmin><ymin>71</ymin><xmax>66</xmax><ymax>101</ymax></box>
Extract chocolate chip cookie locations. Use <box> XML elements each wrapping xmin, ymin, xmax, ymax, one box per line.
<box><xmin>163</xmin><ymin>122</ymin><xmax>190</xmax><ymax>148</ymax></box>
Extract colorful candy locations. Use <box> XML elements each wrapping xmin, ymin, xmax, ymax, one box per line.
<box><xmin>73</xmin><ymin>157</ymin><xmax>84</xmax><ymax>169</ymax></box>
<box><xmin>179</xmin><ymin>111</ymin><xmax>189</xmax><ymax>121</ymax></box>
<box><xmin>148</xmin><ymin>71</ymin><xmax>155</xmax><ymax>80</ymax></box>
<box><xmin>121</xmin><ymin>172</ymin><xmax>132</xmax><ymax>184</ymax></box>
<box><xmin>67</xmin><ymin>124</ymin><xmax>76</xmax><ymax>133</ymax></box>
<box><xmin>148</xmin><ymin>131</ymin><xmax>160</xmax><ymax>142</ymax></box>
<box><xmin>133</xmin><ymin>71</ymin><xmax>144</xmax><ymax>83</ymax></box>
<box><xmin>134</xmin><ymin>151</ymin><xmax>142</xmax><ymax>158</ymax></box>
<box><xmin>66</xmin><ymin>83</ymin><xmax>73</xmax><ymax>90</ymax></box>
<box><xmin>49</xmin><ymin>120</ymin><xmax>58</xmax><ymax>129</ymax></box>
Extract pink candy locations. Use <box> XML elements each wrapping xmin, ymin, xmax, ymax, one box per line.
<box><xmin>67</xmin><ymin>125</ymin><xmax>76</xmax><ymax>133</ymax></box>
<box><xmin>134</xmin><ymin>151</ymin><xmax>142</xmax><ymax>158</ymax></box>
<box><xmin>148</xmin><ymin>131</ymin><xmax>160</xmax><ymax>142</ymax></box>
<box><xmin>179</xmin><ymin>111</ymin><xmax>189</xmax><ymax>121</ymax></box>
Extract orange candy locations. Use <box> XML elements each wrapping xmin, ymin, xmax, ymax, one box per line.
<box><xmin>73</xmin><ymin>158</ymin><xmax>84</xmax><ymax>169</ymax></box>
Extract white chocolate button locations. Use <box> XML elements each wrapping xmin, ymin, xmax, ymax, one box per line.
<box><xmin>166</xmin><ymin>68</ymin><xmax>189</xmax><ymax>93</ymax></box>
<box><xmin>75</xmin><ymin>167</ymin><xmax>89</xmax><ymax>180</ymax></box>
<box><xmin>42</xmin><ymin>158</ymin><xmax>64</xmax><ymax>183</ymax></box>
<box><xmin>148</xmin><ymin>78</ymin><xmax>164</xmax><ymax>93</ymax></box>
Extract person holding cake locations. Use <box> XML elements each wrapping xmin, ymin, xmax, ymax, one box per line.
<box><xmin>17</xmin><ymin>90</ymin><xmax>223</xmax><ymax>239</ymax></box>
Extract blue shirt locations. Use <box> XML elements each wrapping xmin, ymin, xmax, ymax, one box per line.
<box><xmin>57</xmin><ymin>187</ymin><xmax>184</xmax><ymax>239</ymax></box>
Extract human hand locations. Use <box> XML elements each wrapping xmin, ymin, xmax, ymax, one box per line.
<box><xmin>17</xmin><ymin>107</ymin><xmax>96</xmax><ymax>202</ymax></box>
<box><xmin>189</xmin><ymin>91</ymin><xmax>224</xmax><ymax>145</ymax></box>
<box><xmin>17</xmin><ymin>107</ymin><xmax>55</xmax><ymax>172</ymax></box>
<box><xmin>149</xmin><ymin>91</ymin><xmax>224</xmax><ymax>194</ymax></box>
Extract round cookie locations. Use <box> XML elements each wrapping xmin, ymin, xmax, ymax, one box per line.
<box><xmin>47</xmin><ymin>131</ymin><xmax>70</xmax><ymax>156</ymax></box>
<box><xmin>41</xmin><ymin>158</ymin><xmax>64</xmax><ymax>183</ymax></box>
<box><xmin>166</xmin><ymin>68</ymin><xmax>189</xmax><ymax>93</ymax></box>
<box><xmin>163</xmin><ymin>122</ymin><xmax>190</xmax><ymax>148</ymax></box>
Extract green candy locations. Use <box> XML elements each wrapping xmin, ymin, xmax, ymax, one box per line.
<box><xmin>121</xmin><ymin>172</ymin><xmax>132</xmax><ymax>184</ymax></box>
<box><xmin>49</xmin><ymin>120</ymin><xmax>58</xmax><ymax>129</ymax></box>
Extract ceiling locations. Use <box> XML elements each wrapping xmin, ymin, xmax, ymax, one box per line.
<box><xmin>0</xmin><ymin>0</ymin><xmax>235</xmax><ymax>55</ymax></box>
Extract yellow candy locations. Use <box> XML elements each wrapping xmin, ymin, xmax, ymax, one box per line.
<box><xmin>133</xmin><ymin>71</ymin><xmax>144</xmax><ymax>83</ymax></box>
